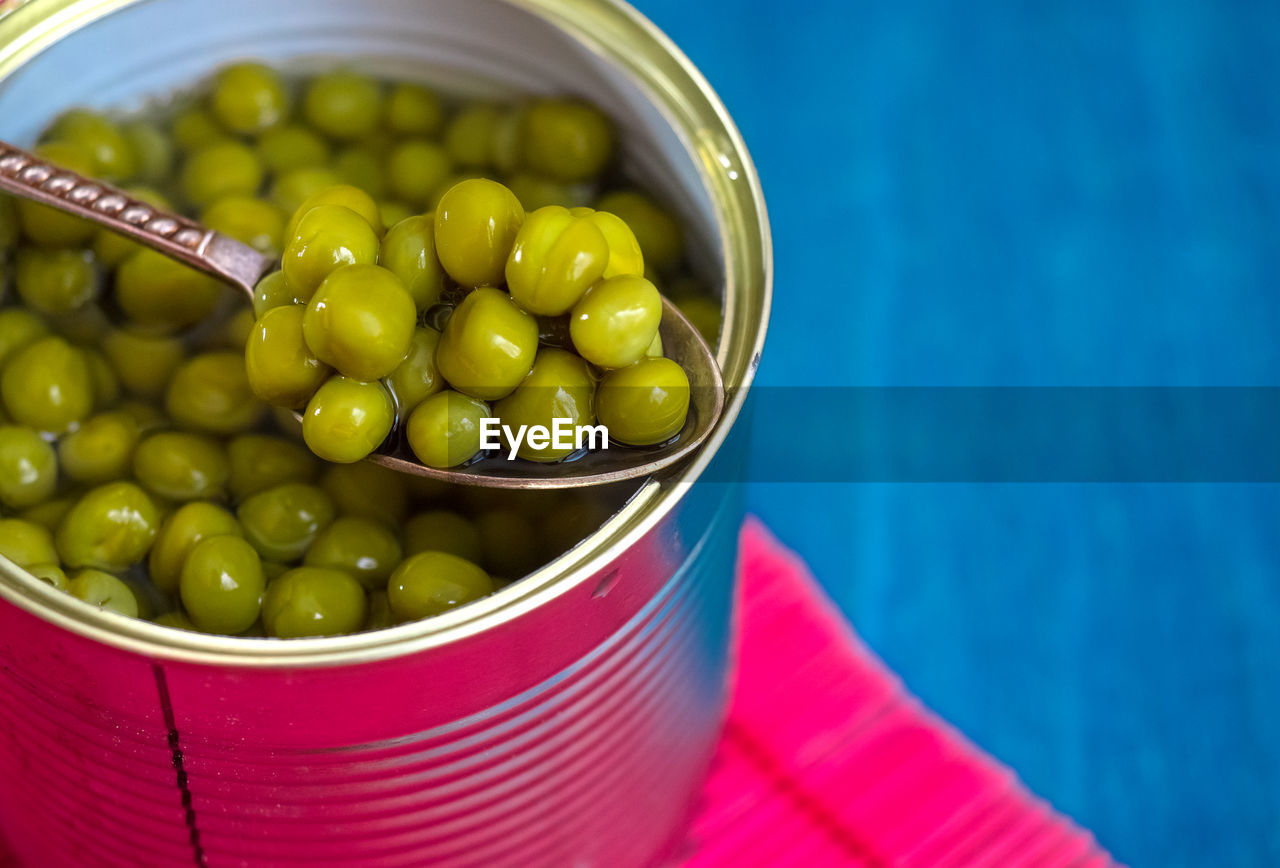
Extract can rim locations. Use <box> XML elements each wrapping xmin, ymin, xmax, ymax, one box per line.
<box><xmin>0</xmin><ymin>0</ymin><xmax>773</xmax><ymax>667</ymax></box>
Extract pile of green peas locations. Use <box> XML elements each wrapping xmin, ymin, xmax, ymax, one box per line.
<box><xmin>248</xmin><ymin>127</ymin><xmax>709</xmax><ymax>467</ymax></box>
<box><xmin>253</xmin><ymin>178</ymin><xmax>696</xmax><ymax>467</ymax></box>
<box><xmin>0</xmin><ymin>62</ymin><xmax>716</xmax><ymax>638</ymax></box>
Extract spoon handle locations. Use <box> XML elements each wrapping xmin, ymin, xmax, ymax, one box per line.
<box><xmin>0</xmin><ymin>140</ymin><xmax>272</xmax><ymax>295</ymax></box>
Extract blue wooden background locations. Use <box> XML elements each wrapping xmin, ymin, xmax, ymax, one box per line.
<box><xmin>629</xmin><ymin>0</ymin><xmax>1280</xmax><ymax>864</ymax></box>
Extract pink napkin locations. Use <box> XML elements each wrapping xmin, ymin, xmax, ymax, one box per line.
<box><xmin>678</xmin><ymin>517</ymin><xmax>1118</xmax><ymax>867</ymax></box>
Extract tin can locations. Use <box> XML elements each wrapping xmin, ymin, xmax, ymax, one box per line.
<box><xmin>0</xmin><ymin>0</ymin><xmax>771</xmax><ymax>865</ymax></box>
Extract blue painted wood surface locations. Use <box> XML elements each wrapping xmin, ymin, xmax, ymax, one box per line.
<box><xmin>628</xmin><ymin>0</ymin><xmax>1280</xmax><ymax>863</ymax></box>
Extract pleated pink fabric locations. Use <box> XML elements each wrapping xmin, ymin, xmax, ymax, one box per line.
<box><xmin>678</xmin><ymin>518</ymin><xmax>1118</xmax><ymax>868</ymax></box>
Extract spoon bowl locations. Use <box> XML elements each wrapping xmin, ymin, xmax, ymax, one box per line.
<box><xmin>0</xmin><ymin>139</ymin><xmax>725</xmax><ymax>489</ymax></box>
<box><xmin>362</xmin><ymin>295</ymin><xmax>724</xmax><ymax>489</ymax></box>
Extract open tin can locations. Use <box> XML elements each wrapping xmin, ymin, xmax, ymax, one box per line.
<box><xmin>0</xmin><ymin>0</ymin><xmax>771</xmax><ymax>864</ymax></box>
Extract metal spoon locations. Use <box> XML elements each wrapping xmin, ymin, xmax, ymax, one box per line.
<box><xmin>0</xmin><ymin>140</ymin><xmax>725</xmax><ymax>489</ymax></box>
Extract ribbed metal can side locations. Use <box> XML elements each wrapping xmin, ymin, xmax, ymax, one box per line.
<box><xmin>0</xmin><ymin>483</ymin><xmax>742</xmax><ymax>867</ymax></box>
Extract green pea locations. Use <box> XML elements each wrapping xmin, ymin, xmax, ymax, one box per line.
<box><xmin>428</xmin><ymin>171</ymin><xmax>489</xmax><ymax>211</ymax></box>
<box><xmin>444</xmin><ymin>105</ymin><xmax>519</xmax><ymax>171</ymax></box>
<box><xmin>505</xmin><ymin>205</ymin><xmax>610</xmax><ymax>316</ymax></box>
<box><xmin>201</xmin><ymin>195</ymin><xmax>285</xmax><ymax>254</ymax></box>
<box><xmin>154</xmin><ymin>611</ymin><xmax>196</xmax><ymax>631</ymax></box>
<box><xmin>1</xmin><ymin>336</ymin><xmax>93</xmax><ymax>434</ymax></box>
<box><xmin>596</xmin><ymin>357</ymin><xmax>690</xmax><ymax>446</ymax></box>
<box><xmin>579</xmin><ymin>208</ymin><xmax>645</xmax><ymax>280</ymax></box>
<box><xmin>0</xmin><ymin>518</ymin><xmax>59</xmax><ymax>568</ymax></box>
<box><xmin>385</xmin><ymin>326</ymin><xmax>444</xmax><ymax>416</ymax></box>
<box><xmin>303</xmin><ymin>71</ymin><xmax>382</xmax><ymax>140</ymax></box>
<box><xmin>519</xmin><ymin>99</ymin><xmax>613</xmax><ymax>183</ymax></box>
<box><xmin>304</xmin><ymin>516</ymin><xmax>403</xmax><ymax>589</ymax></box>
<box><xmin>435</xmin><ymin>286</ymin><xmax>538</xmax><ymax>400</ymax></box>
<box><xmin>284</xmin><ymin>184</ymin><xmax>384</xmax><ymax>241</ymax></box>
<box><xmin>82</xmin><ymin>346</ymin><xmax>121</xmax><ymax>408</ymax></box>
<box><xmin>379</xmin><ymin>215</ymin><xmax>445</xmax><ymax>311</ymax></box>
<box><xmin>212</xmin><ymin>307</ymin><xmax>257</xmax><ymax>351</ymax></box>
<box><xmin>434</xmin><ymin>179</ymin><xmax>524</xmax><ymax>287</ymax></box>
<box><xmin>115</xmin><ymin>248</ymin><xmax>224</xmax><ymax>333</ymax></box>
<box><xmin>45</xmin><ymin>307</ymin><xmax>110</xmax><ymax>349</ymax></box>
<box><xmin>673</xmin><ymin>294</ymin><xmax>720</xmax><ymax>345</ymax></box>
<box><xmin>92</xmin><ymin>186</ymin><xmax>172</xmax><ymax>267</ymax></box>
<box><xmin>116</xmin><ymin>400</ymin><xmax>168</xmax><ymax>433</ymax></box>
<box><xmin>180</xmin><ymin>140</ymin><xmax>264</xmax><ymax>208</ymax></box>
<box><xmin>68</xmin><ymin>569</ymin><xmax>139</xmax><ymax>618</ymax></box>
<box><xmin>385</xmin><ymin>83</ymin><xmax>443</xmax><ymax>136</ymax></box>
<box><xmin>569</xmin><ymin>274</ymin><xmax>662</xmax><ymax>369</ymax></box>
<box><xmin>361</xmin><ymin>130</ymin><xmax>395</xmax><ymax>156</ymax></box>
<box><xmin>386</xmin><ymin>140</ymin><xmax>451</xmax><ymax>207</ymax></box>
<box><xmin>378</xmin><ymin>200</ymin><xmax>414</xmax><ymax>231</ymax></box>
<box><xmin>319</xmin><ymin>461</ymin><xmax>409</xmax><ymax>528</ymax></box>
<box><xmin>180</xmin><ymin>535</ymin><xmax>266</xmax><ymax>634</ymax></box>
<box><xmin>170</xmin><ymin>106</ymin><xmax>228</xmax><ymax>152</ymax></box>
<box><xmin>20</xmin><ymin>499</ymin><xmax>77</xmax><ymax>537</ymax></box>
<box><xmin>364</xmin><ymin>590</ymin><xmax>394</xmax><ymax>630</ymax></box>
<box><xmin>16</xmin><ymin>143</ymin><xmax>96</xmax><ymax>246</ymax></box>
<box><xmin>595</xmin><ymin>191</ymin><xmax>684</xmax><ymax>272</ymax></box>
<box><xmin>333</xmin><ymin>146</ymin><xmax>387</xmax><ymax>199</ymax></box>
<box><xmin>302</xmin><ymin>264</ymin><xmax>416</xmax><ymax>380</ymax></box>
<box><xmin>646</xmin><ymin>331</ymin><xmax>664</xmax><ymax>358</ymax></box>
<box><xmin>132</xmin><ymin>431</ymin><xmax>229</xmax><ymax>502</ymax></box>
<box><xmin>28</xmin><ymin>563</ymin><xmax>69</xmax><ymax>592</ymax></box>
<box><xmin>56</xmin><ymin>481</ymin><xmax>160</xmax><ymax>570</ymax></box>
<box><xmin>262</xmin><ymin>561</ymin><xmax>291</xmax><ymax>583</ymax></box>
<box><xmin>281</xmin><ymin>204</ymin><xmax>380</xmax><ymax>299</ymax></box>
<box><xmin>227</xmin><ymin>433</ymin><xmax>318</xmax><ymax>502</ymax></box>
<box><xmin>165</xmin><ymin>351</ymin><xmax>266</xmax><ymax>435</ymax></box>
<box><xmin>405</xmin><ymin>389</ymin><xmax>489</xmax><ymax>469</ymax></box>
<box><xmin>387</xmin><ymin>551</ymin><xmax>493</xmax><ymax>621</ymax></box>
<box><xmin>402</xmin><ymin>509</ymin><xmax>482</xmax><ymax>562</ymax></box>
<box><xmin>149</xmin><ymin>501</ymin><xmax>243</xmax><ymax>593</ymax></box>
<box><xmin>122</xmin><ymin>121</ymin><xmax>175</xmax><ymax>185</ymax></box>
<box><xmin>0</xmin><ymin>309</ymin><xmax>50</xmax><ymax>368</ymax></box>
<box><xmin>302</xmin><ymin>375</ymin><xmax>395</xmax><ymax>464</ymax></box>
<box><xmin>262</xmin><ymin>566</ymin><xmax>368</xmax><ymax>638</ymax></box>
<box><xmin>46</xmin><ymin>109</ymin><xmax>136</xmax><ymax>180</ymax></box>
<box><xmin>476</xmin><ymin>508</ymin><xmax>541</xmax><ymax>578</ymax></box>
<box><xmin>246</xmin><ymin>304</ymin><xmax>332</xmax><ymax>408</ymax></box>
<box><xmin>258</xmin><ymin>124</ymin><xmax>330</xmax><ymax>174</ymax></box>
<box><xmin>493</xmin><ymin>348</ymin><xmax>596</xmax><ymax>462</ymax></box>
<box><xmin>443</xmin><ymin>105</ymin><xmax>497</xmax><ymax>166</ymax></box>
<box><xmin>237</xmin><ymin>482</ymin><xmax>336</xmax><ymax>562</ymax></box>
<box><xmin>14</xmin><ymin>247</ymin><xmax>98</xmax><ymax>315</ymax></box>
<box><xmin>210</xmin><ymin>62</ymin><xmax>288</xmax><ymax>135</ymax></box>
<box><xmin>58</xmin><ymin>411</ymin><xmax>140</xmax><ymax>485</ymax></box>
<box><xmin>99</xmin><ymin>328</ymin><xmax>185</xmax><ymax>398</ymax></box>
<box><xmin>271</xmin><ymin>405</ymin><xmax>306</xmax><ymax>442</ymax></box>
<box><xmin>506</xmin><ymin>173</ymin><xmax>589</xmax><ymax>211</ymax></box>
<box><xmin>270</xmin><ymin>166</ymin><xmax>341</xmax><ymax>215</ymax></box>
<box><xmin>252</xmin><ymin>270</ymin><xmax>304</xmax><ymax>318</ymax></box>
<box><xmin>491</xmin><ymin>110</ymin><xmax>523</xmax><ymax>175</ymax></box>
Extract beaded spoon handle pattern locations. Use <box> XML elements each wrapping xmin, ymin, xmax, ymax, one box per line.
<box><xmin>0</xmin><ymin>140</ymin><xmax>273</xmax><ymax>294</ymax></box>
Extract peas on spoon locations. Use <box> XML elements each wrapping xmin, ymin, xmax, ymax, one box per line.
<box><xmin>0</xmin><ymin>140</ymin><xmax>724</xmax><ymax>489</ymax></box>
